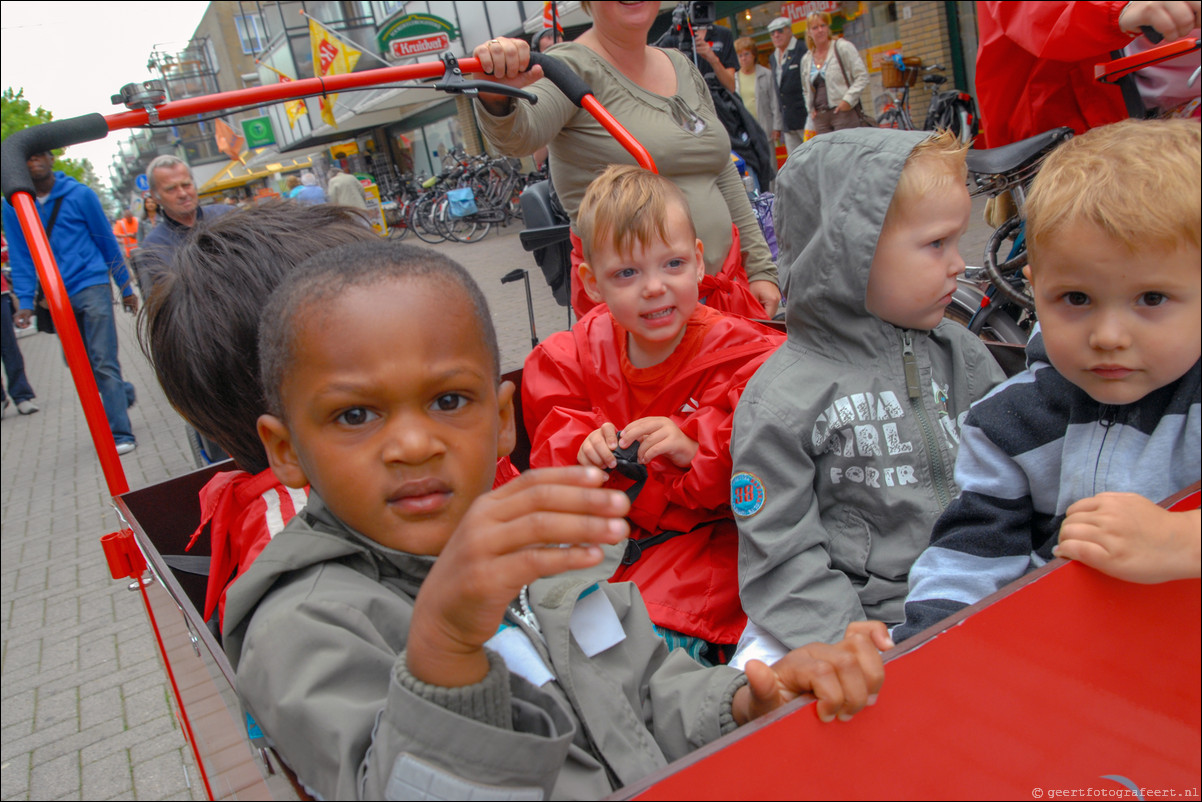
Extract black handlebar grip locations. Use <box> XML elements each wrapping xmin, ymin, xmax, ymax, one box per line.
<box><xmin>2</xmin><ymin>114</ymin><xmax>110</xmax><ymax>203</ymax></box>
<box><xmin>1140</xmin><ymin>25</ymin><xmax>1164</xmax><ymax>44</ymax></box>
<box><xmin>528</xmin><ymin>52</ymin><xmax>592</xmax><ymax>107</ymax></box>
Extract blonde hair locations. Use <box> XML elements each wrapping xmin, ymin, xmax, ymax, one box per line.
<box><xmin>735</xmin><ymin>36</ymin><xmax>756</xmax><ymax>56</ymax></box>
<box><xmin>885</xmin><ymin>129</ymin><xmax>969</xmax><ymax>226</ymax></box>
<box><xmin>804</xmin><ymin>11</ymin><xmax>833</xmax><ymax>51</ymax></box>
<box><xmin>576</xmin><ymin>165</ymin><xmax>696</xmax><ymax>260</ymax></box>
<box><xmin>1025</xmin><ymin>118</ymin><xmax>1201</xmax><ymax>261</ymax></box>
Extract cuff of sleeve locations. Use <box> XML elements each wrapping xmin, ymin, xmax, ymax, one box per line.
<box><xmin>396</xmin><ymin>649</ymin><xmax>514</xmax><ymax>730</ymax></box>
<box><xmin>473</xmin><ymin>96</ymin><xmax>517</xmax><ymax>119</ymax></box>
<box><xmin>717</xmin><ymin>672</ymin><xmax>750</xmax><ymax>736</ymax></box>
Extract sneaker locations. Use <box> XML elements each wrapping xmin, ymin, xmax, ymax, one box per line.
<box><xmin>115</xmin><ymin>441</ymin><xmax>137</xmax><ymax>455</ymax></box>
<box><xmin>17</xmin><ymin>400</ymin><xmax>39</xmax><ymax>415</ymax></box>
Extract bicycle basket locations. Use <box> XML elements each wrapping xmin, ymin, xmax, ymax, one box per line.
<box><xmin>881</xmin><ymin>56</ymin><xmax>922</xmax><ymax>88</ymax></box>
<box><xmin>447</xmin><ymin>187</ymin><xmax>478</xmax><ymax>218</ymax></box>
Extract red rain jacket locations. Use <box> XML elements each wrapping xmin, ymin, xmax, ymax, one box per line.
<box><xmin>976</xmin><ymin>1</ymin><xmax>1133</xmax><ymax>147</ymax></box>
<box><xmin>523</xmin><ymin>304</ymin><xmax>784</xmax><ymax>644</ymax></box>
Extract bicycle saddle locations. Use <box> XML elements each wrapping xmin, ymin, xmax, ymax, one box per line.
<box><xmin>922</xmin><ymin>73</ymin><xmax>947</xmax><ymax>86</ymax></box>
<box><xmin>966</xmin><ymin>127</ymin><xmax>1073</xmax><ymax>176</ymax></box>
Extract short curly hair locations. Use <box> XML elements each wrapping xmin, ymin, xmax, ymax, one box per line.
<box><xmin>1026</xmin><ymin>118</ymin><xmax>1201</xmax><ymax>263</ymax></box>
<box><xmin>575</xmin><ymin>164</ymin><xmax>696</xmax><ymax>261</ymax></box>
<box><xmin>258</xmin><ymin>241</ymin><xmax>500</xmax><ymax>420</ymax></box>
<box><xmin>138</xmin><ymin>201</ymin><xmax>377</xmax><ymax>473</ymax></box>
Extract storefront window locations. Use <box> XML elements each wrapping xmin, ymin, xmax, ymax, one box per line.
<box><xmin>396</xmin><ymin>114</ymin><xmax>465</xmax><ymax>179</ymax></box>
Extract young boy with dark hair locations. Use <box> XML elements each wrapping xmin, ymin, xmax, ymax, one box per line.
<box><xmin>226</xmin><ymin>239</ymin><xmax>889</xmax><ymax>800</ymax></box>
<box><xmin>138</xmin><ymin>201</ymin><xmax>379</xmax><ymax>627</ymax></box>
<box><xmin>731</xmin><ymin>130</ymin><xmax>1007</xmax><ymax>664</ymax></box>
<box><xmin>893</xmin><ymin>118</ymin><xmax>1200</xmax><ymax>642</ymax></box>
<box><xmin>522</xmin><ymin>165</ymin><xmax>785</xmax><ymax>664</ymax></box>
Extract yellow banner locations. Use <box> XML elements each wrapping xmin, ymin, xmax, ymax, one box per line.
<box><xmin>259</xmin><ymin>61</ymin><xmax>308</xmax><ymax>128</ymax></box>
<box><xmin>309</xmin><ymin>18</ymin><xmax>362</xmax><ymax>127</ymax></box>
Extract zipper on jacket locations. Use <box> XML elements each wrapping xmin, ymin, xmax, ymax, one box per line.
<box><xmin>902</xmin><ymin>331</ymin><xmax>952</xmax><ymax>508</ymax></box>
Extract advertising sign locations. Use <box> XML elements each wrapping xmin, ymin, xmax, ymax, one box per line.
<box><xmin>377</xmin><ymin>13</ymin><xmax>457</xmax><ymax>60</ymax></box>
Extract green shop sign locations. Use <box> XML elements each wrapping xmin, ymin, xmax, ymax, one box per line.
<box><xmin>242</xmin><ymin>116</ymin><xmax>276</xmax><ymax>148</ymax></box>
<box><xmin>377</xmin><ymin>13</ymin><xmax>458</xmax><ymax>60</ymax></box>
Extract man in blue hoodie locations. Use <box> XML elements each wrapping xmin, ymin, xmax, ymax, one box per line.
<box><xmin>3</xmin><ymin>151</ymin><xmax>139</xmax><ymax>453</ymax></box>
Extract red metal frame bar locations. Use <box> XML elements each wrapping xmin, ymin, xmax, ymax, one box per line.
<box><xmin>9</xmin><ymin>194</ymin><xmax>130</xmax><ymax>496</ymax></box>
<box><xmin>1095</xmin><ymin>36</ymin><xmax>1200</xmax><ymax>83</ymax></box>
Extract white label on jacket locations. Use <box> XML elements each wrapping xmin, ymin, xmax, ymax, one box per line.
<box><xmin>485</xmin><ymin>626</ymin><xmax>554</xmax><ymax>687</ymax></box>
<box><xmin>569</xmin><ymin>584</ymin><xmax>625</xmax><ymax>657</ymax></box>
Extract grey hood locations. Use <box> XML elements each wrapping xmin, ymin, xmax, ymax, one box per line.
<box><xmin>775</xmin><ymin>128</ymin><xmax>932</xmax><ymax>363</ymax></box>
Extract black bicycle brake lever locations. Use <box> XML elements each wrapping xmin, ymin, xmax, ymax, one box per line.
<box><xmin>436</xmin><ymin>51</ymin><xmax>539</xmax><ymax>104</ymax></box>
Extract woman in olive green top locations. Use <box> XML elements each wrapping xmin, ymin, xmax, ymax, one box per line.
<box><xmin>472</xmin><ymin>1</ymin><xmax>780</xmax><ymax>319</ymax></box>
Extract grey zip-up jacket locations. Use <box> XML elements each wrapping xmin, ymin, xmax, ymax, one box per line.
<box><xmin>223</xmin><ymin>494</ymin><xmax>745</xmax><ymax>800</ymax></box>
<box><xmin>731</xmin><ymin>129</ymin><xmax>1005</xmax><ymax>648</ymax></box>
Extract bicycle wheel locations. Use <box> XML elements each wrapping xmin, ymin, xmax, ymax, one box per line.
<box><xmin>409</xmin><ymin>196</ymin><xmax>446</xmax><ymax>244</ymax></box>
<box><xmin>944</xmin><ymin>286</ymin><xmax>1029</xmax><ymax>346</ymax></box>
<box><xmin>440</xmin><ymin>199</ymin><xmax>492</xmax><ymax>243</ymax></box>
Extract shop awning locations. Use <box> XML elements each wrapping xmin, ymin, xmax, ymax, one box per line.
<box><xmin>198</xmin><ymin>147</ymin><xmax>319</xmax><ymax>195</ymax></box>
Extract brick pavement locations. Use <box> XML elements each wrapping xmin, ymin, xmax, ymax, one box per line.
<box><xmin>1</xmin><ymin>199</ymin><xmax>992</xmax><ymax>800</ymax></box>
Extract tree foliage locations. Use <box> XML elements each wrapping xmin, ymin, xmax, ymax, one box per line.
<box><xmin>2</xmin><ymin>87</ymin><xmax>112</xmax><ymax>214</ymax></box>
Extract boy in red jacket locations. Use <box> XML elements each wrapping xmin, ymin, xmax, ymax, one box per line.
<box><xmin>522</xmin><ymin>165</ymin><xmax>784</xmax><ymax>663</ymax></box>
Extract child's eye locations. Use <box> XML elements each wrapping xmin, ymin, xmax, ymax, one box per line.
<box><xmin>1139</xmin><ymin>292</ymin><xmax>1167</xmax><ymax>307</ymax></box>
<box><xmin>1063</xmin><ymin>292</ymin><xmax>1090</xmax><ymax>307</ymax></box>
<box><xmin>929</xmin><ymin>238</ymin><xmax>945</xmax><ymax>249</ymax></box>
<box><xmin>613</xmin><ymin>267</ymin><xmax>637</xmax><ymax>280</ymax></box>
<box><xmin>337</xmin><ymin>407</ymin><xmax>377</xmax><ymax>426</ymax></box>
<box><xmin>432</xmin><ymin>393</ymin><xmax>467</xmax><ymax>412</ymax></box>
<box><xmin>667</xmin><ymin>258</ymin><xmax>686</xmax><ymax>269</ymax></box>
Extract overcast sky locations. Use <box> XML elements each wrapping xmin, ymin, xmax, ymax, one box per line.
<box><xmin>1</xmin><ymin>1</ymin><xmax>211</xmax><ymax>187</ymax></box>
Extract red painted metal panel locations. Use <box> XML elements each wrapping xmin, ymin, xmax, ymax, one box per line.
<box><xmin>625</xmin><ymin>564</ymin><xmax>1200</xmax><ymax>800</ymax></box>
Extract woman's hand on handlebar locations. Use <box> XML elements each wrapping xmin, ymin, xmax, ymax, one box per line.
<box><xmin>1119</xmin><ymin>1</ymin><xmax>1201</xmax><ymax>41</ymax></box>
<box><xmin>473</xmin><ymin>37</ymin><xmax>544</xmax><ymax>114</ymax></box>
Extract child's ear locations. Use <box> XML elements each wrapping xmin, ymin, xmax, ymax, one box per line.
<box><xmin>257</xmin><ymin>413</ymin><xmax>309</xmax><ymax>489</ymax></box>
<box><xmin>694</xmin><ymin>238</ymin><xmax>705</xmax><ymax>282</ymax></box>
<box><xmin>1021</xmin><ymin>264</ymin><xmax>1033</xmax><ymax>285</ymax></box>
<box><xmin>578</xmin><ymin>261</ymin><xmax>604</xmax><ymax>304</ymax></box>
<box><xmin>495</xmin><ymin>380</ymin><xmax>517</xmax><ymax>459</ymax></box>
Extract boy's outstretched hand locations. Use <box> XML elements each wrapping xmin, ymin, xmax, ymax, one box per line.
<box><xmin>407</xmin><ymin>467</ymin><xmax>630</xmax><ymax>687</ymax></box>
<box><xmin>733</xmin><ymin>622</ymin><xmax>892</xmax><ymax>726</ymax></box>
<box><xmin>619</xmin><ymin>416</ymin><xmax>699</xmax><ymax>469</ymax></box>
<box><xmin>1053</xmin><ymin>492</ymin><xmax>1202</xmax><ymax>584</ymax></box>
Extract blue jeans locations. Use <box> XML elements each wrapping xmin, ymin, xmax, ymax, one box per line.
<box><xmin>69</xmin><ymin>284</ymin><xmax>134</xmax><ymax>445</ymax></box>
<box><xmin>1</xmin><ymin>293</ymin><xmax>36</xmax><ymax>403</ymax></box>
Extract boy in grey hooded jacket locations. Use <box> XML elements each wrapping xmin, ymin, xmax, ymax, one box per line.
<box><xmin>731</xmin><ymin>129</ymin><xmax>1005</xmax><ymax>659</ymax></box>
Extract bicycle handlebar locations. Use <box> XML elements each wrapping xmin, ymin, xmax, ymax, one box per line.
<box><xmin>1</xmin><ymin>114</ymin><xmax>109</xmax><ymax>202</ymax></box>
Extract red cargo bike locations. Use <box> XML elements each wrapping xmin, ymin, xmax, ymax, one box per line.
<box><xmin>3</xmin><ymin>48</ymin><xmax>1197</xmax><ymax>801</ymax></box>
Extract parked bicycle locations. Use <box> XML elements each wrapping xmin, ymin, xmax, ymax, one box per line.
<box><xmin>876</xmin><ymin>53</ymin><xmax>979</xmax><ymax>144</ymax></box>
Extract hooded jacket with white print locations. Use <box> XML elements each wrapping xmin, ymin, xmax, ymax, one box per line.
<box><xmin>731</xmin><ymin>129</ymin><xmax>1006</xmax><ymax>649</ymax></box>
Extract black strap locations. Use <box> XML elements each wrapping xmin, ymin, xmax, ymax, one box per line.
<box><xmin>1110</xmin><ymin>48</ymin><xmax>1148</xmax><ymax>119</ymax></box>
<box><xmin>44</xmin><ymin>196</ymin><xmax>64</xmax><ymax>238</ymax></box>
<box><xmin>621</xmin><ymin>518</ymin><xmax>728</xmax><ymax>566</ymax></box>
<box><xmin>831</xmin><ymin>42</ymin><xmax>861</xmax><ymax>112</ymax></box>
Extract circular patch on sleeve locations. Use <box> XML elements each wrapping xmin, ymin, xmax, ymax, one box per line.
<box><xmin>730</xmin><ymin>472</ymin><xmax>766</xmax><ymax>517</ymax></box>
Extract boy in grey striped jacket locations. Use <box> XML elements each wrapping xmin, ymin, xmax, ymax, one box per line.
<box><xmin>894</xmin><ymin>119</ymin><xmax>1201</xmax><ymax>642</ymax></box>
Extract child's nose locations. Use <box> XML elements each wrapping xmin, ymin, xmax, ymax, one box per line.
<box><xmin>1089</xmin><ymin>311</ymin><xmax>1131</xmax><ymax>351</ymax></box>
<box><xmin>643</xmin><ymin>274</ymin><xmax>665</xmax><ymax>296</ymax></box>
<box><xmin>382</xmin><ymin>415</ymin><xmax>441</xmax><ymax>463</ymax></box>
